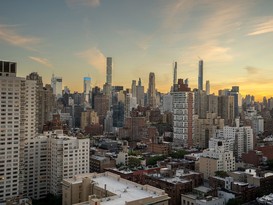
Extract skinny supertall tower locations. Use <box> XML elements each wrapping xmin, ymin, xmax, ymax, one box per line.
<box><xmin>148</xmin><ymin>72</ymin><xmax>156</xmax><ymax>108</ymax></box>
<box><xmin>173</xmin><ymin>61</ymin><xmax>177</xmax><ymax>88</ymax></box>
<box><xmin>198</xmin><ymin>60</ymin><xmax>203</xmax><ymax>91</ymax></box>
<box><xmin>106</xmin><ymin>57</ymin><xmax>112</xmax><ymax>85</ymax></box>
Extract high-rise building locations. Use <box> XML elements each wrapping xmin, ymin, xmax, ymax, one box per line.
<box><xmin>172</xmin><ymin>79</ymin><xmax>194</xmax><ymax>147</ymax></box>
<box><xmin>162</xmin><ymin>93</ymin><xmax>173</xmax><ymax>112</ymax></box>
<box><xmin>230</xmin><ymin>86</ymin><xmax>242</xmax><ymax>117</ymax></box>
<box><xmin>223</xmin><ymin>122</ymin><xmax>254</xmax><ymax>159</ymax></box>
<box><xmin>94</xmin><ymin>94</ymin><xmax>110</xmax><ymax>124</ymax></box>
<box><xmin>106</xmin><ymin>57</ymin><xmax>112</xmax><ymax>85</ymax></box>
<box><xmin>207</xmin><ymin>94</ymin><xmax>218</xmax><ymax>115</ymax></box>
<box><xmin>198</xmin><ymin>60</ymin><xmax>203</xmax><ymax>91</ymax></box>
<box><xmin>112</xmin><ymin>101</ymin><xmax>124</xmax><ymax>127</ymax></box>
<box><xmin>194</xmin><ymin>89</ymin><xmax>207</xmax><ymax>119</ymax></box>
<box><xmin>245</xmin><ymin>107</ymin><xmax>264</xmax><ymax>135</ymax></box>
<box><xmin>193</xmin><ymin>113</ymin><xmax>224</xmax><ymax>148</ymax></box>
<box><xmin>185</xmin><ymin>78</ymin><xmax>189</xmax><ymax>86</ymax></box>
<box><xmin>22</xmin><ymin>79</ymin><xmax>40</xmax><ymax>198</ymax></box>
<box><xmin>124</xmin><ymin>93</ymin><xmax>137</xmax><ymax>118</ymax></box>
<box><xmin>80</xmin><ymin>109</ymin><xmax>99</xmax><ymax>129</ymax></box>
<box><xmin>218</xmin><ymin>95</ymin><xmax>235</xmax><ymax>126</ymax></box>
<box><xmin>0</xmin><ymin>60</ymin><xmax>23</xmax><ymax>200</ymax></box>
<box><xmin>104</xmin><ymin>110</ymin><xmax>113</xmax><ymax>133</ymax></box>
<box><xmin>136</xmin><ymin>78</ymin><xmax>144</xmax><ymax>106</ymax></box>
<box><xmin>51</xmin><ymin>74</ymin><xmax>62</xmax><ymax>99</ymax></box>
<box><xmin>26</xmin><ymin>73</ymin><xmax>54</xmax><ymax>133</ymax></box>
<box><xmin>26</xmin><ymin>72</ymin><xmax>43</xmax><ymax>132</ymax></box>
<box><xmin>147</xmin><ymin>72</ymin><xmax>156</xmax><ymax>108</ymax></box>
<box><xmin>47</xmin><ymin>130</ymin><xmax>90</xmax><ymax>195</ymax></box>
<box><xmin>173</xmin><ymin>61</ymin><xmax>177</xmax><ymax>90</ymax></box>
<box><xmin>103</xmin><ymin>57</ymin><xmax>113</xmax><ymax>106</ymax></box>
<box><xmin>206</xmin><ymin>80</ymin><xmax>210</xmax><ymax>95</ymax></box>
<box><xmin>131</xmin><ymin>80</ymin><xmax>136</xmax><ymax>97</ymax></box>
<box><xmin>199</xmin><ymin>142</ymin><xmax>235</xmax><ymax>179</ymax></box>
<box><xmin>83</xmin><ymin>77</ymin><xmax>91</xmax><ymax>108</ymax></box>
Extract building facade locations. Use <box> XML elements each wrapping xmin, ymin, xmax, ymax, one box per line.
<box><xmin>172</xmin><ymin>79</ymin><xmax>194</xmax><ymax>147</ymax></box>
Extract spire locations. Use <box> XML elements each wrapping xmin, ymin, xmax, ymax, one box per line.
<box><xmin>138</xmin><ymin>78</ymin><xmax>142</xmax><ymax>86</ymax></box>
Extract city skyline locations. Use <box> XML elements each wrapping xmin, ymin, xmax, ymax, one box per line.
<box><xmin>1</xmin><ymin>0</ymin><xmax>273</xmax><ymax>100</ymax></box>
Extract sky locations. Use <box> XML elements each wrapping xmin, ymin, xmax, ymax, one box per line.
<box><xmin>1</xmin><ymin>0</ymin><xmax>273</xmax><ymax>100</ymax></box>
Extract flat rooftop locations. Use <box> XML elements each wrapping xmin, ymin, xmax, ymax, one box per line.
<box><xmin>64</xmin><ymin>172</ymin><xmax>168</xmax><ymax>205</ymax></box>
<box><xmin>147</xmin><ymin>169</ymin><xmax>199</xmax><ymax>184</ymax></box>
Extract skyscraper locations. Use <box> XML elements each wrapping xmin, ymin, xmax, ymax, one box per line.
<box><xmin>131</xmin><ymin>80</ymin><xmax>136</xmax><ymax>97</ymax></box>
<box><xmin>218</xmin><ymin>95</ymin><xmax>235</xmax><ymax>126</ymax></box>
<box><xmin>198</xmin><ymin>60</ymin><xmax>203</xmax><ymax>91</ymax></box>
<box><xmin>172</xmin><ymin>79</ymin><xmax>194</xmax><ymax>147</ymax></box>
<box><xmin>26</xmin><ymin>72</ymin><xmax>54</xmax><ymax>133</ymax></box>
<box><xmin>83</xmin><ymin>77</ymin><xmax>91</xmax><ymax>107</ymax></box>
<box><xmin>0</xmin><ymin>61</ymin><xmax>39</xmax><ymax>200</ymax></box>
<box><xmin>106</xmin><ymin>57</ymin><xmax>112</xmax><ymax>85</ymax></box>
<box><xmin>51</xmin><ymin>74</ymin><xmax>62</xmax><ymax>99</ymax></box>
<box><xmin>148</xmin><ymin>72</ymin><xmax>156</xmax><ymax>108</ymax></box>
<box><xmin>230</xmin><ymin>86</ymin><xmax>242</xmax><ymax>117</ymax></box>
<box><xmin>206</xmin><ymin>80</ymin><xmax>210</xmax><ymax>95</ymax></box>
<box><xmin>0</xmin><ymin>61</ymin><xmax>22</xmax><ymax>200</ymax></box>
<box><xmin>136</xmin><ymin>78</ymin><xmax>144</xmax><ymax>106</ymax></box>
<box><xmin>173</xmin><ymin>61</ymin><xmax>177</xmax><ymax>89</ymax></box>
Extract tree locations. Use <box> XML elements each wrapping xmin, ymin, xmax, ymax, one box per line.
<box><xmin>215</xmin><ymin>171</ymin><xmax>229</xmax><ymax>178</ymax></box>
<box><xmin>146</xmin><ymin>155</ymin><xmax>166</xmax><ymax>166</ymax></box>
<box><xmin>32</xmin><ymin>193</ymin><xmax>62</xmax><ymax>205</ymax></box>
<box><xmin>128</xmin><ymin>157</ymin><xmax>141</xmax><ymax>168</ymax></box>
<box><xmin>226</xmin><ymin>198</ymin><xmax>242</xmax><ymax>205</ymax></box>
<box><xmin>267</xmin><ymin>159</ymin><xmax>273</xmax><ymax>171</ymax></box>
<box><xmin>170</xmin><ymin>149</ymin><xmax>187</xmax><ymax>159</ymax></box>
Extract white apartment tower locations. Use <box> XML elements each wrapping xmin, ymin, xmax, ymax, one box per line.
<box><xmin>0</xmin><ymin>61</ymin><xmax>22</xmax><ymax>201</ymax></box>
<box><xmin>51</xmin><ymin>74</ymin><xmax>62</xmax><ymax>99</ymax></box>
<box><xmin>172</xmin><ymin>79</ymin><xmax>194</xmax><ymax>147</ymax></box>
<box><xmin>47</xmin><ymin>130</ymin><xmax>90</xmax><ymax>195</ymax></box>
<box><xmin>223</xmin><ymin>123</ymin><xmax>254</xmax><ymax>159</ymax></box>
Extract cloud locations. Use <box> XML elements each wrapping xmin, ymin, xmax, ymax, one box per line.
<box><xmin>29</xmin><ymin>56</ymin><xmax>53</xmax><ymax>68</ymax></box>
<box><xmin>247</xmin><ymin>18</ymin><xmax>273</xmax><ymax>36</ymax></box>
<box><xmin>244</xmin><ymin>66</ymin><xmax>259</xmax><ymax>75</ymax></box>
<box><xmin>0</xmin><ymin>24</ymin><xmax>40</xmax><ymax>50</ymax></box>
<box><xmin>161</xmin><ymin>0</ymin><xmax>196</xmax><ymax>30</ymax></box>
<box><xmin>76</xmin><ymin>47</ymin><xmax>106</xmax><ymax>74</ymax></box>
<box><xmin>66</xmin><ymin>0</ymin><xmax>100</xmax><ymax>8</ymax></box>
<box><xmin>182</xmin><ymin>41</ymin><xmax>233</xmax><ymax>64</ymax></box>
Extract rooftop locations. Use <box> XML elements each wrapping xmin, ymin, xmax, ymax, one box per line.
<box><xmin>194</xmin><ymin>186</ymin><xmax>211</xmax><ymax>193</ymax></box>
<box><xmin>147</xmin><ymin>169</ymin><xmax>199</xmax><ymax>184</ymax></box>
<box><xmin>64</xmin><ymin>172</ymin><xmax>169</xmax><ymax>205</ymax></box>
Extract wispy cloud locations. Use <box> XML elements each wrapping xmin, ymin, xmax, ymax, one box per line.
<box><xmin>247</xmin><ymin>18</ymin><xmax>273</xmax><ymax>36</ymax></box>
<box><xmin>181</xmin><ymin>41</ymin><xmax>233</xmax><ymax>65</ymax></box>
<box><xmin>0</xmin><ymin>24</ymin><xmax>40</xmax><ymax>50</ymax></box>
<box><xmin>161</xmin><ymin>0</ymin><xmax>196</xmax><ymax>30</ymax></box>
<box><xmin>244</xmin><ymin>66</ymin><xmax>259</xmax><ymax>75</ymax></box>
<box><xmin>196</xmin><ymin>2</ymin><xmax>245</xmax><ymax>41</ymax></box>
<box><xmin>66</xmin><ymin>0</ymin><xmax>100</xmax><ymax>8</ymax></box>
<box><xmin>29</xmin><ymin>56</ymin><xmax>53</xmax><ymax>68</ymax></box>
<box><xmin>76</xmin><ymin>47</ymin><xmax>106</xmax><ymax>74</ymax></box>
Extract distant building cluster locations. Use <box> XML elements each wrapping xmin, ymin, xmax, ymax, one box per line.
<box><xmin>0</xmin><ymin>58</ymin><xmax>272</xmax><ymax>205</ymax></box>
